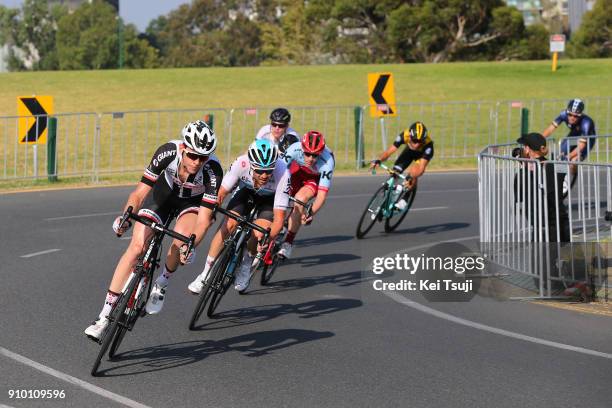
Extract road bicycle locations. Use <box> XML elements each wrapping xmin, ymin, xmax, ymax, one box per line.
<box><xmin>189</xmin><ymin>202</ymin><xmax>269</xmax><ymax>329</ymax></box>
<box><xmin>259</xmin><ymin>195</ymin><xmax>313</xmax><ymax>286</ymax></box>
<box><xmin>91</xmin><ymin>206</ymin><xmax>195</xmax><ymax>376</ymax></box>
<box><xmin>356</xmin><ymin>163</ymin><xmax>416</xmax><ymax>239</ymax></box>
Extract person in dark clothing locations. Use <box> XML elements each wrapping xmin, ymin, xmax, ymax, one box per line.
<box><xmin>514</xmin><ymin>133</ymin><xmax>570</xmax><ymax>243</ymax></box>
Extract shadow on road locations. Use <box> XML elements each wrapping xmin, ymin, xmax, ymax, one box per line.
<box><xmin>294</xmin><ymin>235</ymin><xmax>354</xmax><ymax>248</ymax></box>
<box><xmin>284</xmin><ymin>252</ymin><xmax>361</xmax><ymax>268</ymax></box>
<box><xmin>96</xmin><ymin>329</ymin><xmax>334</xmax><ymax>377</ymax></box>
<box><xmin>247</xmin><ymin>269</ymin><xmax>374</xmax><ymax>295</ymax></box>
<box><xmin>394</xmin><ymin>222</ymin><xmax>470</xmax><ymax>235</ymax></box>
<box><xmin>192</xmin><ymin>298</ymin><xmax>363</xmax><ymax>331</ymax></box>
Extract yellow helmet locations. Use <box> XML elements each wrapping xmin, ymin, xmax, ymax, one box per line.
<box><xmin>405</xmin><ymin>121</ymin><xmax>428</xmax><ymax>144</ymax></box>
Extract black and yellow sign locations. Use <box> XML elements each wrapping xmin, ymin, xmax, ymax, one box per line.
<box><xmin>368</xmin><ymin>73</ymin><xmax>397</xmax><ymax>118</ymax></box>
<box><xmin>17</xmin><ymin>95</ymin><xmax>53</xmax><ymax>144</ymax></box>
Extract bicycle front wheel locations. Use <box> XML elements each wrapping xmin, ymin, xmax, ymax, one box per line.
<box><xmin>91</xmin><ymin>272</ymin><xmax>140</xmax><ymax>376</ymax></box>
<box><xmin>356</xmin><ymin>186</ymin><xmax>386</xmax><ymax>239</ymax></box>
<box><xmin>189</xmin><ymin>244</ymin><xmax>233</xmax><ymax>328</ymax></box>
<box><xmin>385</xmin><ymin>185</ymin><xmax>417</xmax><ymax>232</ymax></box>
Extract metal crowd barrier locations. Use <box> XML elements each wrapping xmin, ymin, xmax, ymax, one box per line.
<box><xmin>1</xmin><ymin>97</ymin><xmax>611</xmax><ymax>181</ymax></box>
<box><xmin>479</xmin><ymin>141</ymin><xmax>611</xmax><ymax>300</ymax></box>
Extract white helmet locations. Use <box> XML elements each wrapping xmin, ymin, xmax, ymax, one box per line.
<box><xmin>182</xmin><ymin>120</ymin><xmax>217</xmax><ymax>155</ymax></box>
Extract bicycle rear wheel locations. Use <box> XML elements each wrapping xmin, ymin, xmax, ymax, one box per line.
<box><xmin>384</xmin><ymin>185</ymin><xmax>417</xmax><ymax>232</ymax></box>
<box><xmin>189</xmin><ymin>244</ymin><xmax>232</xmax><ymax>328</ymax></box>
<box><xmin>356</xmin><ymin>186</ymin><xmax>386</xmax><ymax>239</ymax></box>
<box><xmin>91</xmin><ymin>272</ymin><xmax>140</xmax><ymax>376</ymax></box>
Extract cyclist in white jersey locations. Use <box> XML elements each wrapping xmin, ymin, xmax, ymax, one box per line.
<box><xmin>85</xmin><ymin>120</ymin><xmax>223</xmax><ymax>341</ymax></box>
<box><xmin>255</xmin><ymin>107</ymin><xmax>300</xmax><ymax>155</ymax></box>
<box><xmin>188</xmin><ymin>139</ymin><xmax>291</xmax><ymax>293</ymax></box>
<box><xmin>277</xmin><ymin>131</ymin><xmax>335</xmax><ymax>258</ymax></box>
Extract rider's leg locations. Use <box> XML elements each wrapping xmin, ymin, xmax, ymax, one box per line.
<box><xmin>235</xmin><ymin>199</ymin><xmax>273</xmax><ymax>291</ymax></box>
<box><xmin>155</xmin><ymin>208</ymin><xmax>198</xmax><ymax>288</ymax></box>
<box><xmin>285</xmin><ymin>186</ymin><xmax>315</xmax><ymax>243</ymax></box>
<box><xmin>85</xmin><ymin>221</ymin><xmax>153</xmax><ymax>339</ymax></box>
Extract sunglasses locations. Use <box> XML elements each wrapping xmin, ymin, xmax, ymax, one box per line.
<box><xmin>304</xmin><ymin>152</ymin><xmax>319</xmax><ymax>158</ymax></box>
<box><xmin>253</xmin><ymin>168</ymin><xmax>274</xmax><ymax>175</ymax></box>
<box><xmin>185</xmin><ymin>152</ymin><xmax>208</xmax><ymax>162</ymax></box>
<box><xmin>568</xmin><ymin>113</ymin><xmax>581</xmax><ymax>118</ymax></box>
<box><xmin>271</xmin><ymin>123</ymin><xmax>288</xmax><ymax>129</ymax></box>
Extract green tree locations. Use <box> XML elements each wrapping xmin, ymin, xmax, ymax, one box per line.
<box><xmin>568</xmin><ymin>0</ymin><xmax>612</xmax><ymax>58</ymax></box>
<box><xmin>57</xmin><ymin>0</ymin><xmax>158</xmax><ymax>69</ymax></box>
<box><xmin>388</xmin><ymin>1</ymin><xmax>533</xmax><ymax>63</ymax></box>
<box><xmin>0</xmin><ymin>0</ymin><xmax>67</xmax><ymax>71</ymax></box>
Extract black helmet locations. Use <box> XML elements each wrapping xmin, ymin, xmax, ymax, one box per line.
<box><xmin>566</xmin><ymin>99</ymin><xmax>584</xmax><ymax>116</ymax></box>
<box><xmin>270</xmin><ymin>108</ymin><xmax>291</xmax><ymax>124</ymax></box>
<box><xmin>407</xmin><ymin>121</ymin><xmax>428</xmax><ymax>143</ymax></box>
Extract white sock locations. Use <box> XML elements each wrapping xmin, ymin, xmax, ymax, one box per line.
<box><xmin>201</xmin><ymin>255</ymin><xmax>215</xmax><ymax>279</ymax></box>
<box><xmin>99</xmin><ymin>290</ymin><xmax>120</xmax><ymax>320</ymax></box>
<box><xmin>155</xmin><ymin>264</ymin><xmax>175</xmax><ymax>287</ymax></box>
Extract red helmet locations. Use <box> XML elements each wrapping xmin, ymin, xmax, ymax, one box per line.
<box><xmin>301</xmin><ymin>130</ymin><xmax>325</xmax><ymax>154</ymax></box>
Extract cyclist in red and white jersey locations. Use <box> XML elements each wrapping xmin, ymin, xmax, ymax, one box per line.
<box><xmin>255</xmin><ymin>108</ymin><xmax>300</xmax><ymax>155</ymax></box>
<box><xmin>84</xmin><ymin>120</ymin><xmax>223</xmax><ymax>341</ymax></box>
<box><xmin>188</xmin><ymin>139</ymin><xmax>291</xmax><ymax>293</ymax></box>
<box><xmin>277</xmin><ymin>130</ymin><xmax>335</xmax><ymax>259</ymax></box>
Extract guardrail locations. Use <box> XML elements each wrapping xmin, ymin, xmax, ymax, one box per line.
<box><xmin>479</xmin><ymin>141</ymin><xmax>611</xmax><ymax>300</ymax></box>
<box><xmin>1</xmin><ymin>97</ymin><xmax>611</xmax><ymax>181</ymax></box>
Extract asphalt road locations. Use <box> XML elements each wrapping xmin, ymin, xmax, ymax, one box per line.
<box><xmin>1</xmin><ymin>172</ymin><xmax>611</xmax><ymax>408</ymax></box>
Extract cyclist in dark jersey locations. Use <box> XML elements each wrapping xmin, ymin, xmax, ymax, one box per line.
<box><xmin>542</xmin><ymin>98</ymin><xmax>597</xmax><ymax>161</ymax></box>
<box><xmin>370</xmin><ymin>121</ymin><xmax>434</xmax><ymax>211</ymax></box>
<box><xmin>84</xmin><ymin>120</ymin><xmax>223</xmax><ymax>341</ymax></box>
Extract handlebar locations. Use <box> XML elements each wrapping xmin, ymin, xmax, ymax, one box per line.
<box><xmin>119</xmin><ymin>206</ymin><xmax>196</xmax><ymax>256</ymax></box>
<box><xmin>214</xmin><ymin>205</ymin><xmax>271</xmax><ymax>244</ymax></box>
<box><xmin>289</xmin><ymin>195</ymin><xmax>313</xmax><ymax>219</ymax></box>
<box><xmin>372</xmin><ymin>162</ymin><xmax>408</xmax><ymax>181</ymax></box>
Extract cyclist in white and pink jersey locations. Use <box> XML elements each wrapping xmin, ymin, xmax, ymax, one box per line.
<box><xmin>188</xmin><ymin>139</ymin><xmax>291</xmax><ymax>293</ymax></box>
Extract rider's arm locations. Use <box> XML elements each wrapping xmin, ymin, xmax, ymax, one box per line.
<box><xmin>311</xmin><ymin>189</ymin><xmax>328</xmax><ymax>216</ymax></box>
<box><xmin>216</xmin><ymin>186</ymin><xmax>230</xmax><ymax>205</ymax></box>
<box><xmin>123</xmin><ymin>182</ymin><xmax>152</xmax><ymax>213</ymax></box>
<box><xmin>372</xmin><ymin>145</ymin><xmax>398</xmax><ymax>167</ymax></box>
<box><xmin>409</xmin><ymin>158</ymin><xmax>430</xmax><ymax>179</ymax></box>
<box><xmin>192</xmin><ymin>159</ymin><xmax>224</xmax><ymax>247</ymax></box>
<box><xmin>543</xmin><ymin>112</ymin><xmax>566</xmax><ymax>138</ymax></box>
<box><xmin>269</xmin><ymin>209</ymin><xmax>286</xmax><ymax>239</ymax></box>
<box><xmin>541</xmin><ymin>123</ymin><xmax>557</xmax><ymax>138</ymax></box>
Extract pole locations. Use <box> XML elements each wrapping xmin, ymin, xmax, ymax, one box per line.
<box><xmin>552</xmin><ymin>52</ymin><xmax>558</xmax><ymax>72</ymax></box>
<box><xmin>520</xmin><ymin>108</ymin><xmax>529</xmax><ymax>136</ymax></box>
<box><xmin>47</xmin><ymin>117</ymin><xmax>58</xmax><ymax>182</ymax></box>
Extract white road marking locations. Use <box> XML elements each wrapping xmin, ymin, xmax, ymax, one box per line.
<box><xmin>409</xmin><ymin>206</ymin><xmax>448</xmax><ymax>212</ymax></box>
<box><xmin>0</xmin><ymin>346</ymin><xmax>153</xmax><ymax>408</ymax></box>
<box><xmin>1</xmin><ymin>404</ymin><xmax>16</xmax><ymax>408</ymax></box>
<box><xmin>20</xmin><ymin>249</ymin><xmax>62</xmax><ymax>258</ymax></box>
<box><xmin>377</xmin><ymin>234</ymin><xmax>612</xmax><ymax>360</ymax></box>
<box><xmin>120</xmin><ymin>235</ymin><xmax>133</xmax><ymax>240</ymax></box>
<box><xmin>45</xmin><ymin>211</ymin><xmax>118</xmax><ymax>221</ymax></box>
<box><xmin>383</xmin><ymin>291</ymin><xmax>612</xmax><ymax>360</ymax></box>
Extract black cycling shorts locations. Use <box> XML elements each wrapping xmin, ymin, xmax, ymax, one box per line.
<box><xmin>226</xmin><ymin>186</ymin><xmax>274</xmax><ymax>221</ymax></box>
<box><xmin>138</xmin><ymin>183</ymin><xmax>201</xmax><ymax>225</ymax></box>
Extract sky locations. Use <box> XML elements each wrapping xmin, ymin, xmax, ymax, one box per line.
<box><xmin>0</xmin><ymin>0</ymin><xmax>191</xmax><ymax>32</ymax></box>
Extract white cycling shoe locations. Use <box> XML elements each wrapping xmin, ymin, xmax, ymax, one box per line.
<box><xmin>187</xmin><ymin>271</ymin><xmax>209</xmax><ymax>295</ymax></box>
<box><xmin>234</xmin><ymin>261</ymin><xmax>252</xmax><ymax>292</ymax></box>
<box><xmin>277</xmin><ymin>242</ymin><xmax>293</xmax><ymax>259</ymax></box>
<box><xmin>394</xmin><ymin>199</ymin><xmax>408</xmax><ymax>211</ymax></box>
<box><xmin>84</xmin><ymin>317</ymin><xmax>109</xmax><ymax>341</ymax></box>
<box><xmin>145</xmin><ymin>283</ymin><xmax>166</xmax><ymax>314</ymax></box>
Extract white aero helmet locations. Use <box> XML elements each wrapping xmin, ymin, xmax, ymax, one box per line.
<box><xmin>182</xmin><ymin>120</ymin><xmax>217</xmax><ymax>155</ymax></box>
